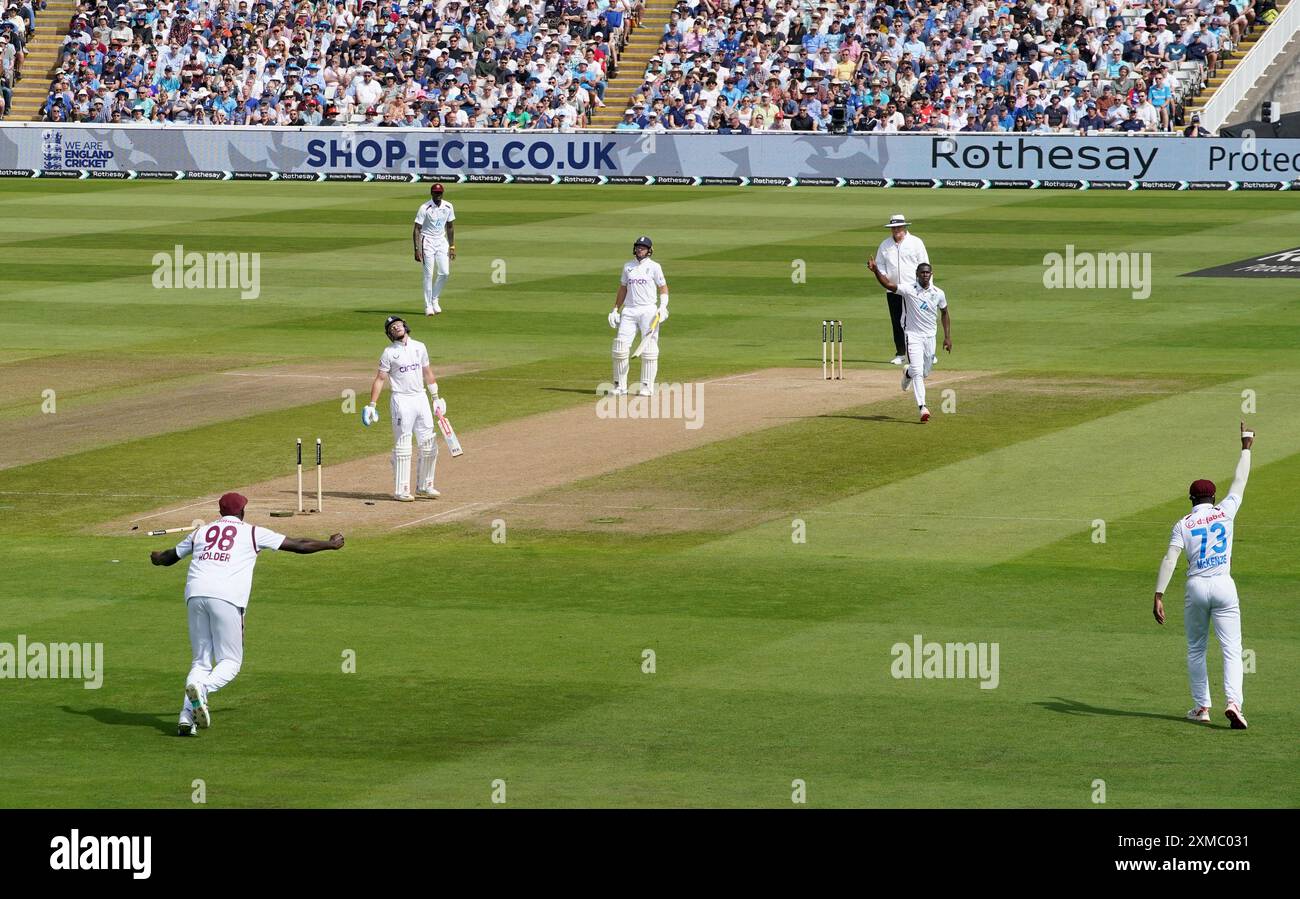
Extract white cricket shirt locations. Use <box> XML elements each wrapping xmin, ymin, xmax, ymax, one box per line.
<box><xmin>897</xmin><ymin>280</ymin><xmax>948</xmax><ymax>337</ymax></box>
<box><xmin>175</xmin><ymin>517</ymin><xmax>285</xmax><ymax>609</ymax></box>
<box><xmin>619</xmin><ymin>257</ymin><xmax>666</xmax><ymax>308</ymax></box>
<box><xmin>378</xmin><ymin>337</ymin><xmax>430</xmax><ymax>395</ymax></box>
<box><xmin>874</xmin><ymin>232</ymin><xmax>929</xmax><ymax>291</ymax></box>
<box><xmin>1169</xmin><ymin>495</ymin><xmax>1242</xmax><ymax>579</ymax></box>
<box><xmin>414</xmin><ymin>200</ymin><xmax>455</xmax><ymax>244</ymax></box>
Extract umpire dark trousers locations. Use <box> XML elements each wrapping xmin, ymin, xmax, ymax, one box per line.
<box><xmin>885</xmin><ymin>292</ymin><xmax>905</xmax><ymax>356</ymax></box>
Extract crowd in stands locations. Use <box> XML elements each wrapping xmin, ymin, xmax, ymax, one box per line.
<box><xmin>16</xmin><ymin>0</ymin><xmax>634</xmax><ymax>124</ymax></box>
<box><xmin>2</xmin><ymin>0</ymin><xmax>1284</xmax><ymax>129</ymax></box>
<box><xmin>621</xmin><ymin>0</ymin><xmax>1279</xmax><ymax>133</ymax></box>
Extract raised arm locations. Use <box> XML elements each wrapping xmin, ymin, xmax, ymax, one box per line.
<box><xmin>1228</xmin><ymin>421</ymin><xmax>1253</xmax><ymax>498</ymax></box>
<box><xmin>867</xmin><ymin>256</ymin><xmax>897</xmax><ymax>293</ymax></box>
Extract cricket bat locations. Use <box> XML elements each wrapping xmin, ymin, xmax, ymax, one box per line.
<box><xmin>437</xmin><ymin>411</ymin><xmax>464</xmax><ymax>457</ymax></box>
<box><xmin>631</xmin><ymin>312</ymin><xmax>661</xmax><ymax>358</ymax></box>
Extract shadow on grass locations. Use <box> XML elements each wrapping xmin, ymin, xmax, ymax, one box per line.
<box><xmin>59</xmin><ymin>705</ymin><xmax>178</xmax><ymax>736</ymax></box>
<box><xmin>818</xmin><ymin>413</ymin><xmax>922</xmax><ymax>425</ymax></box>
<box><xmin>1036</xmin><ymin>697</ymin><xmax>1192</xmax><ymax>724</ymax></box>
<box><xmin>541</xmin><ymin>387</ymin><xmax>598</xmax><ymax>396</ymax></box>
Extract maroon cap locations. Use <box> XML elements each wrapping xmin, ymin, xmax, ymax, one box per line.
<box><xmin>430</xmin><ymin>182</ymin><xmax>444</xmax><ymax>193</ymax></box>
<box><xmin>219</xmin><ymin>492</ymin><xmax>248</xmax><ymax>517</ymax></box>
<box><xmin>1189</xmin><ymin>479</ymin><xmax>1216</xmax><ymax>499</ymax></box>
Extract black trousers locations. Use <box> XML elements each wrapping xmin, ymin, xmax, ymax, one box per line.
<box><xmin>885</xmin><ymin>292</ymin><xmax>905</xmax><ymax>356</ymax></box>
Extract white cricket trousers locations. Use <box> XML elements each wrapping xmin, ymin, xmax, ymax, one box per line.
<box><xmin>182</xmin><ymin>596</ymin><xmax>245</xmax><ymax>719</ymax></box>
<box><xmin>905</xmin><ymin>331</ymin><xmax>936</xmax><ymax>408</ymax></box>
<box><xmin>422</xmin><ymin>239</ymin><xmax>450</xmax><ymax>305</ymax></box>
<box><xmin>1184</xmin><ymin>574</ymin><xmax>1243</xmax><ymax>709</ymax></box>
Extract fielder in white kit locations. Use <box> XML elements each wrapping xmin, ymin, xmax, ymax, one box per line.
<box><xmin>1153</xmin><ymin>422</ymin><xmax>1255</xmax><ymax>730</ymax></box>
<box><xmin>363</xmin><ymin>315</ymin><xmax>448</xmax><ymax>501</ymax></box>
<box><xmin>413</xmin><ymin>182</ymin><xmax>455</xmax><ymax>316</ymax></box>
<box><xmin>608</xmin><ymin>235</ymin><xmax>669</xmax><ymax>396</ymax></box>
<box><xmin>867</xmin><ymin>258</ymin><xmax>952</xmax><ymax>422</ymax></box>
<box><xmin>150</xmin><ymin>492</ymin><xmax>344</xmax><ymax>737</ymax></box>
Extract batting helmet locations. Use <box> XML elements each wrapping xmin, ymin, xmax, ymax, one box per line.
<box><xmin>384</xmin><ymin>315</ymin><xmax>409</xmax><ymax>340</ymax></box>
<box><xmin>633</xmin><ymin>235</ymin><xmax>653</xmax><ymax>256</ymax></box>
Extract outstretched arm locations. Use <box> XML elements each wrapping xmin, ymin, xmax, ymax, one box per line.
<box><xmin>280</xmin><ymin>533</ymin><xmax>345</xmax><ymax>554</ymax></box>
<box><xmin>150</xmin><ymin>548</ymin><xmax>182</xmax><ymax>566</ymax></box>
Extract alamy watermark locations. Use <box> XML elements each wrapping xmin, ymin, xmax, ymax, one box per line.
<box><xmin>890</xmin><ymin>634</ymin><xmax>1000</xmax><ymax>689</ymax></box>
<box><xmin>1042</xmin><ymin>245</ymin><xmax>1151</xmax><ymax>300</ymax></box>
<box><xmin>596</xmin><ymin>382</ymin><xmax>704</xmax><ymax>430</ymax></box>
<box><xmin>1</xmin><ymin>635</ymin><xmax>103</xmax><ymax>689</ymax></box>
<box><xmin>152</xmin><ymin>244</ymin><xmax>261</xmax><ymax>299</ymax></box>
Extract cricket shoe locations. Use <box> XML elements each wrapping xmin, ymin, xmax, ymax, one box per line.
<box><xmin>417</xmin><ymin>487</ymin><xmax>441</xmax><ymax>499</ymax></box>
<box><xmin>425</xmin><ymin>300</ymin><xmax>442</xmax><ymax>316</ymax></box>
<box><xmin>185</xmin><ymin>683</ymin><xmax>210</xmax><ymax>729</ymax></box>
<box><xmin>889</xmin><ymin>355</ymin><xmax>906</xmax><ymax>366</ymax></box>
<box><xmin>178</xmin><ymin>721</ymin><xmax>198</xmax><ymax>737</ymax></box>
<box><xmin>1186</xmin><ymin>706</ymin><xmax>1211</xmax><ymax>723</ymax></box>
<box><xmin>901</xmin><ymin>369</ymin><xmax>912</xmax><ymax>391</ymax></box>
<box><xmin>919</xmin><ymin>407</ymin><xmax>931</xmax><ymax>423</ymax></box>
<box><xmin>636</xmin><ymin>385</ymin><xmax>654</xmax><ymax>397</ymax></box>
<box><xmin>931</xmin><ymin>354</ymin><xmax>938</xmax><ymax>365</ymax></box>
<box><xmin>608</xmin><ymin>386</ymin><xmax>628</xmax><ymax>397</ymax></box>
<box><xmin>1225</xmin><ymin>702</ymin><xmax>1248</xmax><ymax>729</ymax></box>
<box><xmin>394</xmin><ymin>493</ymin><xmax>416</xmax><ymax>503</ymax></box>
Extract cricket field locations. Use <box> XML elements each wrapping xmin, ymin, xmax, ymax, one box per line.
<box><xmin>1</xmin><ymin>181</ymin><xmax>1297</xmax><ymax>808</ymax></box>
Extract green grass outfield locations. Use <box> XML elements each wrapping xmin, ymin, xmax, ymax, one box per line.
<box><xmin>1</xmin><ymin>181</ymin><xmax>1297</xmax><ymax>808</ymax></box>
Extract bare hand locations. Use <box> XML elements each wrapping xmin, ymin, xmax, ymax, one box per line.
<box><xmin>449</xmin><ymin>247</ymin><xmax>457</xmax><ymax>261</ymax></box>
<box><xmin>1240</xmin><ymin>420</ymin><xmax>1254</xmax><ymax>450</ymax></box>
<box><xmin>414</xmin><ymin>250</ymin><xmax>423</xmax><ymax>263</ymax></box>
<box><xmin>150</xmin><ymin>550</ymin><xmax>165</xmax><ymax>566</ymax></box>
<box><xmin>867</xmin><ymin>256</ymin><xmax>878</xmax><ymax>272</ymax></box>
<box><xmin>328</xmin><ymin>533</ymin><xmax>345</xmax><ymax>550</ymax></box>
<box><xmin>1152</xmin><ymin>594</ymin><xmax>1165</xmax><ymax>625</ymax></box>
<box><xmin>943</xmin><ymin>336</ymin><xmax>952</xmax><ymax>353</ymax></box>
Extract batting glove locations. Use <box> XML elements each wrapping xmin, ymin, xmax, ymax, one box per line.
<box><xmin>432</xmin><ymin>397</ymin><xmax>447</xmax><ymax>417</ymax></box>
<box><xmin>608</xmin><ymin>308</ymin><xmax>621</xmax><ymax>329</ymax></box>
<box><xmin>656</xmin><ymin>302</ymin><xmax>669</xmax><ymax>323</ymax></box>
<box><xmin>362</xmin><ymin>404</ymin><xmax>379</xmax><ymax>427</ymax></box>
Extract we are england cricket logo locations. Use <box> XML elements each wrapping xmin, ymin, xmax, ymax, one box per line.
<box><xmin>41</xmin><ymin>129</ymin><xmax>115</xmax><ymax>170</ymax></box>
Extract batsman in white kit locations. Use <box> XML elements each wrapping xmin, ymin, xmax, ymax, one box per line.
<box><xmin>150</xmin><ymin>492</ymin><xmax>344</xmax><ymax>736</ymax></box>
<box><xmin>413</xmin><ymin>182</ymin><xmax>455</xmax><ymax>316</ymax></box>
<box><xmin>607</xmin><ymin>235</ymin><xmax>669</xmax><ymax>396</ymax></box>
<box><xmin>867</xmin><ymin>258</ymin><xmax>951</xmax><ymax>422</ymax></box>
<box><xmin>1153</xmin><ymin>423</ymin><xmax>1255</xmax><ymax>730</ymax></box>
<box><xmin>363</xmin><ymin>315</ymin><xmax>449</xmax><ymax>501</ymax></box>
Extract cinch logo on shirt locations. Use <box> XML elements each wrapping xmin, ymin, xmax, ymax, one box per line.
<box><xmin>397</xmin><ymin>363</ymin><xmax>421</xmax><ymax>373</ymax></box>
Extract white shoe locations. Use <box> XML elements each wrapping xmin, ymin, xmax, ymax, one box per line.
<box><xmin>889</xmin><ymin>355</ymin><xmax>906</xmax><ymax>365</ymax></box>
<box><xmin>636</xmin><ymin>385</ymin><xmax>653</xmax><ymax>397</ymax></box>
<box><xmin>931</xmin><ymin>354</ymin><xmax>938</xmax><ymax>365</ymax></box>
<box><xmin>1186</xmin><ymin>706</ymin><xmax>1211</xmax><ymax>723</ymax></box>
<box><xmin>919</xmin><ymin>407</ymin><xmax>931</xmax><ymax>423</ymax></box>
<box><xmin>425</xmin><ymin>305</ymin><xmax>435</xmax><ymax>317</ymax></box>
<box><xmin>178</xmin><ymin>721</ymin><xmax>198</xmax><ymax>737</ymax></box>
<box><xmin>431</xmin><ymin>299</ymin><xmax>442</xmax><ymax>315</ymax></box>
<box><xmin>1225</xmin><ymin>702</ymin><xmax>1248</xmax><ymax>729</ymax></box>
<box><xmin>901</xmin><ymin>369</ymin><xmax>912</xmax><ymax>391</ymax></box>
<box><xmin>610</xmin><ymin>386</ymin><xmax>627</xmax><ymax>396</ymax></box>
<box><xmin>417</xmin><ymin>487</ymin><xmax>441</xmax><ymax>498</ymax></box>
<box><xmin>394</xmin><ymin>493</ymin><xmax>415</xmax><ymax>502</ymax></box>
<box><xmin>185</xmin><ymin>682</ymin><xmax>210</xmax><ymax>729</ymax></box>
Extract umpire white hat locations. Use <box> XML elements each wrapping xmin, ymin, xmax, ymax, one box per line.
<box><xmin>884</xmin><ymin>213</ymin><xmax>912</xmax><ymax>227</ymax></box>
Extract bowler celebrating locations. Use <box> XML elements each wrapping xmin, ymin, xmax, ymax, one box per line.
<box><xmin>1153</xmin><ymin>422</ymin><xmax>1254</xmax><ymax>730</ymax></box>
<box><xmin>413</xmin><ymin>183</ymin><xmax>456</xmax><ymax>316</ymax></box>
<box><xmin>867</xmin><ymin>258</ymin><xmax>951</xmax><ymax>422</ymax></box>
<box><xmin>150</xmin><ymin>492</ymin><xmax>344</xmax><ymax>737</ymax></box>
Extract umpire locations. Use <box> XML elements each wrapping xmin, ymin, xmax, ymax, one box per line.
<box><xmin>874</xmin><ymin>213</ymin><xmax>930</xmax><ymax>365</ymax></box>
